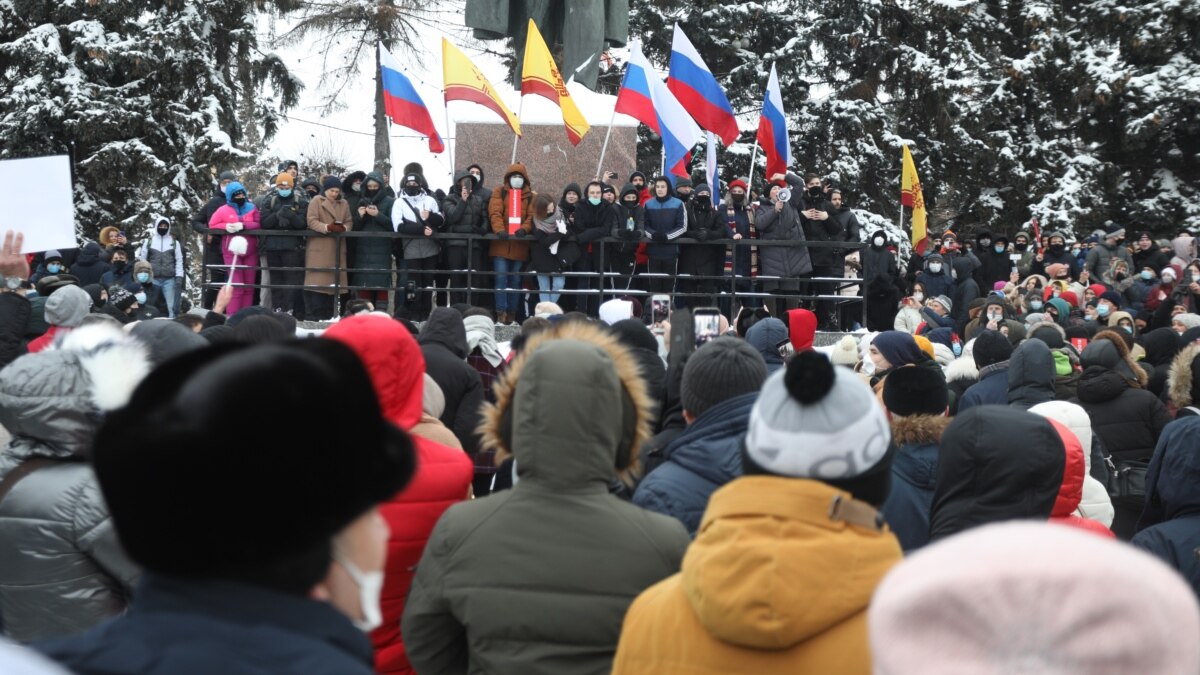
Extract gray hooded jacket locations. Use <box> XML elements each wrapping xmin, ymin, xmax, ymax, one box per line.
<box><xmin>0</xmin><ymin>325</ymin><xmax>148</xmax><ymax>642</ymax></box>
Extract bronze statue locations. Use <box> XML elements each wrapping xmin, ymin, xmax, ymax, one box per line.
<box><xmin>464</xmin><ymin>0</ymin><xmax>629</xmax><ymax>90</ymax></box>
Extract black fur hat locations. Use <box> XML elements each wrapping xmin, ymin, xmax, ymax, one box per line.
<box><xmin>92</xmin><ymin>341</ymin><xmax>415</xmax><ymax>577</ymax></box>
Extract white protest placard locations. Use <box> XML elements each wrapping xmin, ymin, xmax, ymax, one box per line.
<box><xmin>0</xmin><ymin>155</ymin><xmax>76</xmax><ymax>254</ymax></box>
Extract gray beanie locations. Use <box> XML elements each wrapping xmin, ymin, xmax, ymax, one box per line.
<box><xmin>681</xmin><ymin>337</ymin><xmax>768</xmax><ymax>417</ymax></box>
<box><xmin>45</xmin><ymin>285</ymin><xmax>93</xmax><ymax>328</ymax></box>
<box><xmin>932</xmin><ymin>295</ymin><xmax>953</xmax><ymax>313</ymax></box>
<box><xmin>746</xmin><ymin>351</ymin><xmax>891</xmax><ymax>481</ymax></box>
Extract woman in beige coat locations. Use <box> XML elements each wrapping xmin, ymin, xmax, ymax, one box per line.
<box><xmin>305</xmin><ymin>176</ymin><xmax>353</xmax><ymax>319</ymax></box>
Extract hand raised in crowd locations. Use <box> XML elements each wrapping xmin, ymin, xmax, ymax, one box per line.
<box><xmin>775</xmin><ymin>200</ymin><xmax>785</xmax><ymax>212</ymax></box>
<box><xmin>461</xmin><ymin>185</ymin><xmax>470</xmax><ymax>200</ymax></box>
<box><xmin>1010</xmin><ymin>269</ymin><xmax>1020</xmax><ymax>283</ymax></box>
<box><xmin>0</xmin><ymin>230</ymin><xmax>30</xmax><ymax>280</ymax></box>
<box><xmin>769</xmin><ymin>173</ymin><xmax>786</xmax><ymax>182</ymax></box>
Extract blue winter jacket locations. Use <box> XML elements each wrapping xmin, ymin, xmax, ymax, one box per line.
<box><xmin>642</xmin><ymin>195</ymin><xmax>687</xmax><ymax>260</ymax></box>
<box><xmin>632</xmin><ymin>391</ymin><xmax>757</xmax><ymax>535</ymax></box>
<box><xmin>879</xmin><ymin>416</ymin><xmax>945</xmax><ymax>552</ymax></box>
<box><xmin>1131</xmin><ymin>417</ymin><xmax>1200</xmax><ymax>598</ymax></box>
<box><xmin>957</xmin><ymin>362</ymin><xmax>1010</xmax><ymax>412</ymax></box>
<box><xmin>37</xmin><ymin>572</ymin><xmax>376</xmax><ymax>675</ymax></box>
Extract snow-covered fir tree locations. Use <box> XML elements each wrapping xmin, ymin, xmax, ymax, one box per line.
<box><xmin>630</xmin><ymin>0</ymin><xmax>1198</xmax><ymax>240</ymax></box>
<box><xmin>0</xmin><ymin>0</ymin><xmax>300</xmax><ymax>241</ymax></box>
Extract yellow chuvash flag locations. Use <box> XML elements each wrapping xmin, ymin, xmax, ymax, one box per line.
<box><xmin>901</xmin><ymin>144</ymin><xmax>928</xmax><ymax>254</ymax></box>
<box><xmin>442</xmin><ymin>38</ymin><xmax>521</xmax><ymax>137</ymax></box>
<box><xmin>520</xmin><ymin>19</ymin><xmax>590</xmax><ymax>145</ymax></box>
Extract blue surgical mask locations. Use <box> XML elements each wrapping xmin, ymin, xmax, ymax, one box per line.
<box><xmin>134</xmin><ymin>292</ymin><xmax>147</xmax><ymax>304</ymax></box>
<box><xmin>136</xmin><ymin>272</ymin><xmax>151</xmax><ymax>283</ymax></box>
<box><xmin>1030</xmin><ymin>301</ymin><xmax>1043</xmax><ymax>311</ymax></box>
<box><xmin>588</xmin><ymin>197</ymin><xmax>602</xmax><ymax>206</ymax></box>
<box><xmin>47</xmin><ymin>263</ymin><xmax>62</xmax><ymax>274</ymax></box>
<box><xmin>1123</xmin><ymin>325</ymin><xmax>1133</xmax><ymax>334</ymax></box>
<box><xmin>1097</xmin><ymin>304</ymin><xmax>1111</xmax><ymax>317</ymax></box>
<box><xmin>952</xmin><ymin>342</ymin><xmax>962</xmax><ymax>357</ymax></box>
<box><xmin>994</xmin><ymin>245</ymin><xmax>1005</xmax><ymax>254</ymax></box>
<box><xmin>1084</xmin><ymin>315</ymin><xmax>1095</xmax><ymax>322</ymax></box>
<box><xmin>278</xmin><ymin>188</ymin><xmax>293</xmax><ymax>198</ymax></box>
<box><xmin>1141</xmin><ymin>270</ymin><xmax>1153</xmax><ymax>280</ymax></box>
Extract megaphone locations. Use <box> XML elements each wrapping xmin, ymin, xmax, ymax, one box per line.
<box><xmin>776</xmin><ymin>187</ymin><xmax>792</xmax><ymax>203</ymax></box>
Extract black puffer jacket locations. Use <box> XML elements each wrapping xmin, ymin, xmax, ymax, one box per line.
<box><xmin>1007</xmin><ymin>339</ymin><xmax>1056</xmax><ymax>410</ymax></box>
<box><xmin>0</xmin><ymin>293</ymin><xmax>31</xmax><ymax>369</ymax></box>
<box><xmin>1074</xmin><ymin>366</ymin><xmax>1171</xmax><ymax>463</ymax></box>
<box><xmin>930</xmin><ymin>406</ymin><xmax>1065</xmax><ymax>542</ymax></box>
<box><xmin>442</xmin><ymin>170</ymin><xmax>490</xmax><ymax>247</ymax></box>
<box><xmin>418</xmin><ymin>308</ymin><xmax>485</xmax><ymax>458</ymax></box>
<box><xmin>71</xmin><ymin>242</ymin><xmax>111</xmax><ymax>286</ymax></box>
<box><xmin>1141</xmin><ymin>327</ymin><xmax>1182</xmax><ymax>397</ymax></box>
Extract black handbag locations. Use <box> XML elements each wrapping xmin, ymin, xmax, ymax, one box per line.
<box><xmin>1105</xmin><ymin>455</ymin><xmax>1149</xmax><ymax>506</ymax></box>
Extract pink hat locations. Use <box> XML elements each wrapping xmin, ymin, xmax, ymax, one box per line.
<box><xmin>869</xmin><ymin>522</ymin><xmax>1200</xmax><ymax>674</ymax></box>
<box><xmin>993</xmin><ymin>280</ymin><xmax>1008</xmax><ymax>292</ymax></box>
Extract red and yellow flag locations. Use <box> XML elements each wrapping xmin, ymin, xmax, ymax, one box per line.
<box><xmin>520</xmin><ymin>19</ymin><xmax>590</xmax><ymax>145</ymax></box>
<box><xmin>901</xmin><ymin>144</ymin><xmax>928</xmax><ymax>254</ymax></box>
<box><xmin>443</xmin><ymin>38</ymin><xmax>521</xmax><ymax>137</ymax></box>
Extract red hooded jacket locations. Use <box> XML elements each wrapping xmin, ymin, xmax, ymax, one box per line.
<box><xmin>1046</xmin><ymin>418</ymin><xmax>1115</xmax><ymax>538</ymax></box>
<box><xmin>324</xmin><ymin>315</ymin><xmax>473</xmax><ymax>674</ymax></box>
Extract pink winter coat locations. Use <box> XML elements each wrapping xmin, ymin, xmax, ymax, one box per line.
<box><xmin>208</xmin><ymin>204</ymin><xmax>261</xmax><ymax>260</ymax></box>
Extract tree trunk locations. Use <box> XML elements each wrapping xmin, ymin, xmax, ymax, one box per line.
<box><xmin>374</xmin><ymin>41</ymin><xmax>391</xmax><ymax>178</ymax></box>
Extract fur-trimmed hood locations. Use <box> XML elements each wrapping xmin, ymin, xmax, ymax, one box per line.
<box><xmin>891</xmin><ymin>414</ymin><xmax>950</xmax><ymax>446</ymax></box>
<box><xmin>479</xmin><ymin>321</ymin><xmax>654</xmax><ymax>487</ymax></box>
<box><xmin>1086</xmin><ymin>330</ymin><xmax>1149</xmax><ymax>388</ymax></box>
<box><xmin>0</xmin><ymin>324</ymin><xmax>150</xmax><ymax>460</ymax></box>
<box><xmin>1168</xmin><ymin>343</ymin><xmax>1200</xmax><ymax>409</ymax></box>
<box><xmin>944</xmin><ymin>339</ymin><xmax>978</xmax><ymax>383</ymax></box>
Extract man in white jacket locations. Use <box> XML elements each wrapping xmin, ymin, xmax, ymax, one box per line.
<box><xmin>135</xmin><ymin>216</ymin><xmax>185</xmax><ymax>317</ymax></box>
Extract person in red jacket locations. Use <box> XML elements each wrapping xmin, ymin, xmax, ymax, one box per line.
<box><xmin>324</xmin><ymin>314</ymin><xmax>473</xmax><ymax>675</ymax></box>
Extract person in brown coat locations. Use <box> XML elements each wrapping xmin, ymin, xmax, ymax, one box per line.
<box><xmin>487</xmin><ymin>164</ymin><xmax>534</xmax><ymax>325</ymax></box>
<box><xmin>305</xmin><ymin>176</ymin><xmax>353</xmax><ymax>320</ymax></box>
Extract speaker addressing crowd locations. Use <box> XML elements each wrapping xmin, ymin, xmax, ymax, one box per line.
<box><xmin>1</xmin><ymin>156</ymin><xmax>1200</xmax><ymax>673</ymax></box>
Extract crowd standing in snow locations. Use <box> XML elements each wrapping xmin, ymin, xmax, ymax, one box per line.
<box><xmin>1</xmin><ymin>163</ymin><xmax>1200</xmax><ymax>673</ymax></box>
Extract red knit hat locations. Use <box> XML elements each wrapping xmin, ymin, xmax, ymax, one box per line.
<box><xmin>728</xmin><ymin>179</ymin><xmax>747</xmax><ymax>191</ymax></box>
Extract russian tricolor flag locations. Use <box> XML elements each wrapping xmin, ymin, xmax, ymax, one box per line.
<box><xmin>667</xmin><ymin>25</ymin><xmax>739</xmax><ymax>146</ymax></box>
<box><xmin>379</xmin><ymin>43</ymin><xmax>444</xmax><ymax>153</ymax></box>
<box><xmin>616</xmin><ymin>42</ymin><xmax>703</xmax><ymax>178</ymax></box>
<box><xmin>755</xmin><ymin>64</ymin><xmax>791</xmax><ymax>180</ymax></box>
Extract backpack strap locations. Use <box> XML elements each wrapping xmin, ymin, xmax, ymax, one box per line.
<box><xmin>0</xmin><ymin>457</ymin><xmax>56</xmax><ymax>506</ymax></box>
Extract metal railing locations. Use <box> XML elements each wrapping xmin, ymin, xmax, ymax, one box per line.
<box><xmin>198</xmin><ymin>229</ymin><xmax>869</xmax><ymax>324</ymax></box>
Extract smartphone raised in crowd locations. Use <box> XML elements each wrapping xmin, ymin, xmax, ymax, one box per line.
<box><xmin>693</xmin><ymin>308</ymin><xmax>721</xmax><ymax>348</ymax></box>
<box><xmin>651</xmin><ymin>294</ymin><xmax>670</xmax><ymax>325</ymax></box>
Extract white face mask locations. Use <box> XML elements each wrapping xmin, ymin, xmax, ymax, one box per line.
<box><xmin>913</xmin><ymin>292</ymin><xmax>925</xmax><ymax>302</ymax></box>
<box><xmin>509</xmin><ymin>176</ymin><xmax>525</xmax><ymax>189</ymax></box>
<box><xmin>334</xmin><ymin>553</ymin><xmax>384</xmax><ymax>632</ymax></box>
<box><xmin>928</xmin><ymin>263</ymin><xmax>942</xmax><ymax>274</ymax></box>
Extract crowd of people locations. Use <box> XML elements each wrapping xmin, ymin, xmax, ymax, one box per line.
<box><xmin>3</xmin><ymin>188</ymin><xmax>1200</xmax><ymax>673</ymax></box>
<box><xmin>14</xmin><ymin>161</ymin><xmax>868</xmax><ymax>329</ymax></box>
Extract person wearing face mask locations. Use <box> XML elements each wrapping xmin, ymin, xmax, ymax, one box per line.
<box><xmin>950</xmin><ymin>256</ymin><xmax>981</xmax><ymax>333</ymax></box>
<box><xmin>610</xmin><ymin>183</ymin><xmax>646</xmax><ymax>290</ymax></box>
<box><xmin>1096</xmin><ymin>291</ymin><xmax>1124</xmax><ymax>326</ymax></box>
<box><xmin>784</xmin><ymin>172</ymin><xmax>839</xmax><ymax>329</ymax></box>
<box><xmin>99</xmin><ymin>248</ymin><xmax>134</xmax><ymax>289</ymax></box>
<box><xmin>189</xmin><ymin>170</ymin><xmax>237</xmax><ymax>308</ymax></box>
<box><xmin>487</xmin><ymin>164</ymin><xmax>535</xmax><ymax>325</ymax></box>
<box><xmin>208</xmin><ymin>181</ymin><xmax>262</xmax><ymax>314</ymax></box>
<box><xmin>1125</xmin><ymin>266</ymin><xmax>1161</xmax><ymax>312</ymax></box>
<box><xmin>863</xmin><ymin>230</ymin><xmax>900</xmax><ymax>331</ymax></box>
<box><xmin>305</xmin><ymin>176</ymin><xmax>354</xmax><ymax>321</ymax></box>
<box><xmin>916</xmin><ymin>252</ymin><xmax>954</xmax><ymax>300</ymax></box>
<box><xmin>567</xmin><ymin>181</ymin><xmax>619</xmax><ymax>315</ymax></box>
<box><xmin>135</xmin><ymin>217</ymin><xmax>186</xmax><ymax>317</ymax></box>
<box><xmin>677</xmin><ymin>182</ymin><xmax>726</xmax><ymax>308</ymax></box>
<box><xmin>1085</xmin><ymin>223</ymin><xmax>1134</xmax><ymax>281</ymax></box>
<box><xmin>464</xmin><ymin>163</ymin><xmax>491</xmax><ymax>202</ymax></box>
<box><xmin>394</xmin><ymin>173</ymin><xmax>444</xmax><ymax>321</ymax></box>
<box><xmin>442</xmin><ymin>170</ymin><xmax>490</xmax><ymax>307</ymax></box>
<box><xmin>721</xmin><ymin>179</ymin><xmax>758</xmax><ymax>309</ymax></box>
<box><xmin>1131</xmin><ymin>231</ymin><xmax>1169</xmax><ymax>275</ymax></box>
<box><xmin>1032</xmin><ymin>232</ymin><xmax>1081</xmax><ymax>281</ymax></box>
<box><xmin>977</xmin><ymin>232</ymin><xmax>1014</xmax><ymax>289</ymax></box>
<box><xmin>1012</xmin><ymin>231</ymin><xmax>1037</xmax><ymax>278</ymax></box>
<box><xmin>346</xmin><ymin>173</ymin><xmax>396</xmax><ymax>315</ymax></box>
<box><xmin>35</xmin><ymin>341</ymin><xmax>417</xmax><ymax>675</ymax></box>
<box><xmin>964</xmin><ymin>296</ymin><xmax>1026</xmax><ymax>343</ymax></box>
<box><xmin>259</xmin><ymin>173</ymin><xmax>310</xmax><ymax>318</ymax></box>
<box><xmin>129</xmin><ymin>261</ymin><xmax>168</xmax><ymax>316</ymax></box>
<box><xmin>29</xmin><ymin>250</ymin><xmax>69</xmax><ymax>285</ymax></box>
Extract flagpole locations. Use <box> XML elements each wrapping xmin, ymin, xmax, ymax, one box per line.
<box><xmin>746</xmin><ymin>142</ymin><xmax>760</xmax><ymax>195</ymax></box>
<box><xmin>444</xmin><ymin>105</ymin><xmax>455</xmax><ymax>177</ymax></box>
<box><xmin>595</xmin><ymin>105</ymin><xmax>617</xmax><ymax>179</ymax></box>
<box><xmin>660</xmin><ymin>143</ymin><xmax>666</xmax><ymax>176</ymax></box>
<box><xmin>510</xmin><ymin>95</ymin><xmax>525</xmax><ymax>164</ymax></box>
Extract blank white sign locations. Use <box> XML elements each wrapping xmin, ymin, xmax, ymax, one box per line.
<box><xmin>0</xmin><ymin>155</ymin><xmax>76</xmax><ymax>254</ymax></box>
